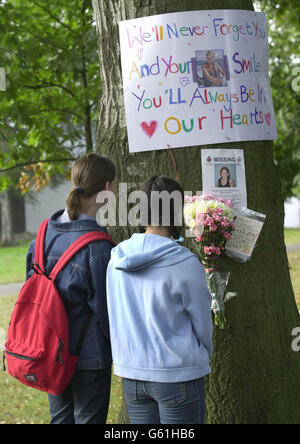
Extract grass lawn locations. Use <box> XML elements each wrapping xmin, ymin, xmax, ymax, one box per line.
<box><xmin>284</xmin><ymin>228</ymin><xmax>300</xmax><ymax>246</ymax></box>
<box><xmin>0</xmin><ymin>241</ymin><xmax>30</xmax><ymax>284</ymax></box>
<box><xmin>284</xmin><ymin>229</ymin><xmax>300</xmax><ymax>308</ymax></box>
<box><xmin>288</xmin><ymin>250</ymin><xmax>300</xmax><ymax>309</ymax></box>
<box><xmin>0</xmin><ymin>230</ymin><xmax>299</xmax><ymax>285</ymax></box>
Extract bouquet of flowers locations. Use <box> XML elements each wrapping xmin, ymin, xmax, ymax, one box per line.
<box><xmin>184</xmin><ymin>195</ymin><xmax>236</xmax><ymax>328</ymax></box>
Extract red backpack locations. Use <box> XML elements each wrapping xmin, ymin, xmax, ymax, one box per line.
<box><xmin>3</xmin><ymin>219</ymin><xmax>116</xmax><ymax>396</ymax></box>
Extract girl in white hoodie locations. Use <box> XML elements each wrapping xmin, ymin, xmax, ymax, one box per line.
<box><xmin>106</xmin><ymin>176</ymin><xmax>213</xmax><ymax>424</ymax></box>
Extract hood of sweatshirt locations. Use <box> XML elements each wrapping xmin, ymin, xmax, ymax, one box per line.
<box><xmin>110</xmin><ymin>233</ymin><xmax>195</xmax><ymax>272</ymax></box>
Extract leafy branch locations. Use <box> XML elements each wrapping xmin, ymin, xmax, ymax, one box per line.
<box><xmin>0</xmin><ymin>158</ymin><xmax>76</xmax><ymax>174</ymax></box>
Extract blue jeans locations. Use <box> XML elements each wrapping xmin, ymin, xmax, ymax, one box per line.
<box><xmin>48</xmin><ymin>368</ymin><xmax>111</xmax><ymax>424</ymax></box>
<box><xmin>123</xmin><ymin>377</ymin><xmax>206</xmax><ymax>424</ymax></box>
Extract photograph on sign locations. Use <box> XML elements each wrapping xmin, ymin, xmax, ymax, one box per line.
<box><xmin>201</xmin><ymin>148</ymin><xmax>247</xmax><ymax>209</ymax></box>
<box><xmin>193</xmin><ymin>49</ymin><xmax>230</xmax><ymax>88</ymax></box>
<box><xmin>119</xmin><ymin>10</ymin><xmax>278</xmax><ymax>153</ymax></box>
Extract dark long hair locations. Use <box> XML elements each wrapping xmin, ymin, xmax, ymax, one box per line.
<box><xmin>66</xmin><ymin>153</ymin><xmax>115</xmax><ymax>220</ymax></box>
<box><xmin>141</xmin><ymin>175</ymin><xmax>184</xmax><ymax>239</ymax></box>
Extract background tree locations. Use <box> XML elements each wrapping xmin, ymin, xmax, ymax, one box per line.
<box><xmin>0</xmin><ymin>0</ymin><xmax>99</xmax><ymax>243</ymax></box>
<box><xmin>0</xmin><ymin>0</ymin><xmax>98</xmax><ymax>191</ymax></box>
<box><xmin>256</xmin><ymin>0</ymin><xmax>300</xmax><ymax>199</ymax></box>
<box><xmin>92</xmin><ymin>0</ymin><xmax>300</xmax><ymax>424</ymax></box>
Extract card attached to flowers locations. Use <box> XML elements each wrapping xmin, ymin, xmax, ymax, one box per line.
<box><xmin>225</xmin><ymin>208</ymin><xmax>266</xmax><ymax>262</ymax></box>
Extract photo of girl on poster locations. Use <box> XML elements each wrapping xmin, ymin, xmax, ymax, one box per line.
<box><xmin>216</xmin><ymin>166</ymin><xmax>236</xmax><ymax>188</ymax></box>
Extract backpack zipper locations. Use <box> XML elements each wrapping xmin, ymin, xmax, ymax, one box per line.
<box><xmin>5</xmin><ymin>342</ymin><xmax>64</xmax><ymax>367</ymax></box>
<box><xmin>56</xmin><ymin>340</ymin><xmax>64</xmax><ymax>365</ymax></box>
<box><xmin>4</xmin><ymin>351</ymin><xmax>37</xmax><ymax>361</ymax></box>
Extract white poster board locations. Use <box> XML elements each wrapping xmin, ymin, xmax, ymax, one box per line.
<box><xmin>201</xmin><ymin>148</ymin><xmax>247</xmax><ymax>209</ymax></box>
<box><xmin>119</xmin><ymin>10</ymin><xmax>277</xmax><ymax>153</ymax></box>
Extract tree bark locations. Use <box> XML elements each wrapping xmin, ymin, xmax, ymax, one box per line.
<box><xmin>80</xmin><ymin>1</ymin><xmax>94</xmax><ymax>153</ymax></box>
<box><xmin>0</xmin><ymin>190</ymin><xmax>14</xmax><ymax>246</ymax></box>
<box><xmin>92</xmin><ymin>0</ymin><xmax>300</xmax><ymax>424</ymax></box>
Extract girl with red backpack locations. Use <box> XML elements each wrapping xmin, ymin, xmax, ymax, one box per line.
<box><xmin>25</xmin><ymin>153</ymin><xmax>116</xmax><ymax>424</ymax></box>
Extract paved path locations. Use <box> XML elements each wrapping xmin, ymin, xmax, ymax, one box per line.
<box><xmin>0</xmin><ymin>282</ymin><xmax>24</xmax><ymax>297</ymax></box>
<box><xmin>287</xmin><ymin>244</ymin><xmax>300</xmax><ymax>252</ymax></box>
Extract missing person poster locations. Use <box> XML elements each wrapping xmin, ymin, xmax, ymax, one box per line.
<box><xmin>201</xmin><ymin>148</ymin><xmax>247</xmax><ymax>209</ymax></box>
<box><xmin>119</xmin><ymin>10</ymin><xmax>277</xmax><ymax>153</ymax></box>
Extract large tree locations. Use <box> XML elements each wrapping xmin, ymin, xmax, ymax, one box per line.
<box><xmin>92</xmin><ymin>0</ymin><xmax>300</xmax><ymax>424</ymax></box>
<box><xmin>0</xmin><ymin>0</ymin><xmax>99</xmax><ymax>243</ymax></box>
<box><xmin>0</xmin><ymin>0</ymin><xmax>98</xmax><ymax>191</ymax></box>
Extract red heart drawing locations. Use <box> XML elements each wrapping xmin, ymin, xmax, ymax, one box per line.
<box><xmin>265</xmin><ymin>113</ymin><xmax>271</xmax><ymax>126</ymax></box>
<box><xmin>141</xmin><ymin>121</ymin><xmax>158</xmax><ymax>138</ymax></box>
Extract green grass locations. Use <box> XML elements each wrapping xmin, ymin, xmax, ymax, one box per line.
<box><xmin>288</xmin><ymin>250</ymin><xmax>300</xmax><ymax>309</ymax></box>
<box><xmin>0</xmin><ymin>296</ymin><xmax>123</xmax><ymax>424</ymax></box>
<box><xmin>0</xmin><ymin>230</ymin><xmax>299</xmax><ymax>285</ymax></box>
<box><xmin>284</xmin><ymin>229</ymin><xmax>300</xmax><ymax>308</ymax></box>
<box><xmin>284</xmin><ymin>228</ymin><xmax>300</xmax><ymax>246</ymax></box>
<box><xmin>0</xmin><ymin>241</ymin><xmax>31</xmax><ymax>284</ymax></box>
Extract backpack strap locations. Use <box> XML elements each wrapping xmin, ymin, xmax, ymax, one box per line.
<box><xmin>33</xmin><ymin>219</ymin><xmax>50</xmax><ymax>272</ymax></box>
<box><xmin>49</xmin><ymin>231</ymin><xmax>116</xmax><ymax>281</ymax></box>
<box><xmin>50</xmin><ymin>231</ymin><xmax>116</xmax><ymax>357</ymax></box>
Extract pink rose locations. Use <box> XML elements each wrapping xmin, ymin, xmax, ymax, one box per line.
<box><xmin>213</xmin><ymin>247</ymin><xmax>221</xmax><ymax>255</ymax></box>
<box><xmin>212</xmin><ymin>212</ymin><xmax>222</xmax><ymax>222</ymax></box>
<box><xmin>223</xmin><ymin>231</ymin><xmax>231</xmax><ymax>240</ymax></box>
<box><xmin>204</xmin><ymin>246</ymin><xmax>212</xmax><ymax>255</ymax></box>
<box><xmin>204</xmin><ymin>215</ymin><xmax>213</xmax><ymax>226</ymax></box>
<box><xmin>209</xmin><ymin>223</ymin><xmax>217</xmax><ymax>232</ymax></box>
<box><xmin>196</xmin><ymin>213</ymin><xmax>205</xmax><ymax>225</ymax></box>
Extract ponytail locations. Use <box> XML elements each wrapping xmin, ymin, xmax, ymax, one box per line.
<box><xmin>66</xmin><ymin>153</ymin><xmax>116</xmax><ymax>221</ymax></box>
<box><xmin>66</xmin><ymin>189</ymin><xmax>83</xmax><ymax>221</ymax></box>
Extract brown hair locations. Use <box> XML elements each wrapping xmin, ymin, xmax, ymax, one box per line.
<box><xmin>219</xmin><ymin>166</ymin><xmax>231</xmax><ymax>178</ymax></box>
<box><xmin>66</xmin><ymin>153</ymin><xmax>115</xmax><ymax>221</ymax></box>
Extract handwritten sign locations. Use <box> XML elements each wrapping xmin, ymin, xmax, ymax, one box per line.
<box><xmin>119</xmin><ymin>10</ymin><xmax>277</xmax><ymax>153</ymax></box>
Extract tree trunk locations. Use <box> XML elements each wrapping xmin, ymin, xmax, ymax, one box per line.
<box><xmin>80</xmin><ymin>2</ymin><xmax>94</xmax><ymax>153</ymax></box>
<box><xmin>0</xmin><ymin>190</ymin><xmax>14</xmax><ymax>246</ymax></box>
<box><xmin>92</xmin><ymin>0</ymin><xmax>300</xmax><ymax>424</ymax></box>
